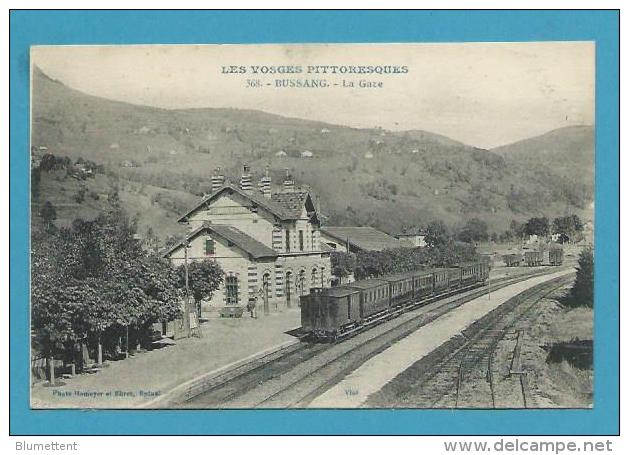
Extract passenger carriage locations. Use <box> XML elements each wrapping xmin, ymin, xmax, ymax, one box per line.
<box><xmin>346</xmin><ymin>278</ymin><xmax>391</xmax><ymax>321</ymax></box>
<box><xmin>459</xmin><ymin>262</ymin><xmax>480</xmax><ymax>286</ymax></box>
<box><xmin>382</xmin><ymin>273</ymin><xmax>415</xmax><ymax>307</ymax></box>
<box><xmin>447</xmin><ymin>267</ymin><xmax>462</xmax><ymax>289</ymax></box>
<box><xmin>432</xmin><ymin>268</ymin><xmax>450</xmax><ymax>293</ymax></box>
<box><xmin>300</xmin><ymin>260</ymin><xmax>488</xmax><ymax>341</ymax></box>
<box><xmin>413</xmin><ymin>270</ymin><xmax>434</xmax><ymax>299</ymax></box>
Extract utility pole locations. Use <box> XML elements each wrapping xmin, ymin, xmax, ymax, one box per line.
<box><xmin>184</xmin><ymin>241</ymin><xmax>192</xmax><ymax>338</ymax></box>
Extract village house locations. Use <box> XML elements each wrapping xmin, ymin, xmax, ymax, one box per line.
<box><xmin>396</xmin><ymin>228</ymin><xmax>428</xmax><ymax>248</ymax></box>
<box><xmin>164</xmin><ymin>166</ymin><xmax>332</xmax><ymax>314</ymax></box>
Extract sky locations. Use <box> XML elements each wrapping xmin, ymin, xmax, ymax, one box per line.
<box><xmin>31</xmin><ymin>42</ymin><xmax>595</xmax><ymax>149</ymax></box>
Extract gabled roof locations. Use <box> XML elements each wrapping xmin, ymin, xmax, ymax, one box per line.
<box><xmin>177</xmin><ymin>183</ymin><xmax>311</xmax><ymax>223</ymax></box>
<box><xmin>270</xmin><ymin>191</ymin><xmax>310</xmax><ymax>219</ymax></box>
<box><xmin>162</xmin><ymin>222</ymin><xmax>278</xmax><ymax>260</ymax></box>
<box><xmin>397</xmin><ymin>228</ymin><xmax>428</xmax><ymax>237</ymax></box>
<box><xmin>320</xmin><ymin>226</ymin><xmax>413</xmax><ymax>251</ymax></box>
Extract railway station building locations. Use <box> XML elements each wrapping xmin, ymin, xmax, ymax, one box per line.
<box><xmin>164</xmin><ymin>166</ymin><xmax>332</xmax><ymax>314</ymax></box>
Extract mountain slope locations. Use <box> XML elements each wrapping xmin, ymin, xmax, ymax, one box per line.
<box><xmin>492</xmin><ymin>125</ymin><xmax>594</xmax><ymax>184</ymax></box>
<box><xmin>31</xmin><ymin>67</ymin><xmax>593</xmax><ymax>238</ymax></box>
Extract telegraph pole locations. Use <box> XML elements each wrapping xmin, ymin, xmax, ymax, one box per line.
<box><xmin>184</xmin><ymin>241</ymin><xmax>192</xmax><ymax>338</ymax></box>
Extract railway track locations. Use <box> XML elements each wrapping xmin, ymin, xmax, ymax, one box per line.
<box><xmin>177</xmin><ymin>267</ymin><xmax>570</xmax><ymax>409</ymax></box>
<box><xmin>367</xmin><ymin>274</ymin><xmax>574</xmax><ymax>409</ymax></box>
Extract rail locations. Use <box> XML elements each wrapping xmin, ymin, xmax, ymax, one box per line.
<box><xmin>154</xmin><ymin>268</ymin><xmax>572</xmax><ymax>407</ymax></box>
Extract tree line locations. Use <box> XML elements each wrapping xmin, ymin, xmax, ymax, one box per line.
<box><xmin>447</xmin><ymin>215</ymin><xmax>586</xmax><ymax>244</ymax></box>
<box><xmin>31</xmin><ymin>189</ymin><xmax>223</xmax><ymax>384</ymax></box>
<box><xmin>332</xmin><ymin>221</ymin><xmax>478</xmax><ymax>281</ymax></box>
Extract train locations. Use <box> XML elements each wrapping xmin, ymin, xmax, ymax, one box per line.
<box><xmin>300</xmin><ymin>261</ymin><xmax>489</xmax><ymax>341</ymax></box>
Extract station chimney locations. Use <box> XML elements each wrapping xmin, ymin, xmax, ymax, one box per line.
<box><xmin>210</xmin><ymin>167</ymin><xmax>225</xmax><ymax>193</ymax></box>
<box><xmin>240</xmin><ymin>164</ymin><xmax>254</xmax><ymax>193</ymax></box>
<box><xmin>282</xmin><ymin>168</ymin><xmax>295</xmax><ymax>193</ymax></box>
<box><xmin>258</xmin><ymin>166</ymin><xmax>272</xmax><ymax>198</ymax></box>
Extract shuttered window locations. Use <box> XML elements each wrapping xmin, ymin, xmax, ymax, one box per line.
<box><xmin>205</xmin><ymin>238</ymin><xmax>215</xmax><ymax>256</ymax></box>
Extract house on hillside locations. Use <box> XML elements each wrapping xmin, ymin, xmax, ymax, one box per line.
<box><xmin>320</xmin><ymin>226</ymin><xmax>414</xmax><ymax>253</ymax></box>
<box><xmin>301</xmin><ymin>150</ymin><xmax>314</xmax><ymax>159</ymax></box>
<box><xmin>164</xmin><ymin>165</ymin><xmax>331</xmax><ymax>313</ymax></box>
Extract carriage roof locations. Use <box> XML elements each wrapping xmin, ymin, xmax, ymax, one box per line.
<box><xmin>346</xmin><ymin>278</ymin><xmax>389</xmax><ymax>289</ymax></box>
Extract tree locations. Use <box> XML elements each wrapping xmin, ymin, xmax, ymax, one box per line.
<box><xmin>510</xmin><ymin>219</ymin><xmax>526</xmax><ymax>240</ymax></box>
<box><xmin>425</xmin><ymin>221</ymin><xmax>450</xmax><ymax>248</ymax></box>
<box><xmin>458</xmin><ymin>218</ymin><xmax>489</xmax><ymax>243</ymax></box>
<box><xmin>74</xmin><ymin>186</ymin><xmax>87</xmax><ymax>204</ymax></box>
<box><xmin>525</xmin><ymin>217</ymin><xmax>550</xmax><ymax>237</ymax></box>
<box><xmin>330</xmin><ymin>251</ymin><xmax>357</xmax><ymax>280</ymax></box>
<box><xmin>143</xmin><ymin>227</ymin><xmax>160</xmax><ymax>254</ymax></box>
<box><xmin>31</xmin><ymin>205</ymin><xmax>184</xmax><ymax>375</ymax></box>
<box><xmin>31</xmin><ymin>237</ymin><xmax>80</xmax><ymax>384</ymax></box>
<box><xmin>178</xmin><ymin>260</ymin><xmax>224</xmax><ymax>318</ymax></box>
<box><xmin>39</xmin><ymin>201</ymin><xmax>57</xmax><ymax>230</ymax></box>
<box><xmin>552</xmin><ymin>215</ymin><xmax>584</xmax><ymax>243</ymax></box>
<box><xmin>564</xmin><ymin>247</ymin><xmax>593</xmax><ymax>308</ymax></box>
<box><xmin>500</xmin><ymin>230</ymin><xmax>513</xmax><ymax>242</ymax></box>
<box><xmin>107</xmin><ymin>183</ymin><xmax>121</xmax><ymax>209</ymax></box>
<box><xmin>40</xmin><ymin>153</ymin><xmax>56</xmax><ymax>171</ymax></box>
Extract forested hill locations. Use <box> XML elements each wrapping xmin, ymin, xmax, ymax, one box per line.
<box><xmin>31</xmin><ymin>66</ymin><xmax>593</xmax><ymax>239</ymax></box>
<box><xmin>492</xmin><ymin>125</ymin><xmax>594</xmax><ymax>189</ymax></box>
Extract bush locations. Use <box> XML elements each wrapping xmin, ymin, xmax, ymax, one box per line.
<box><xmin>563</xmin><ymin>247</ymin><xmax>593</xmax><ymax>308</ymax></box>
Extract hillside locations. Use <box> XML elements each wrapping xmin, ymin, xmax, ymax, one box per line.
<box><xmin>31</xmin><ymin>67</ymin><xmax>594</xmax><ymax>240</ymax></box>
<box><xmin>492</xmin><ymin>125</ymin><xmax>594</xmax><ymax>186</ymax></box>
<box><xmin>31</xmin><ymin>169</ymin><xmax>194</xmax><ymax>241</ymax></box>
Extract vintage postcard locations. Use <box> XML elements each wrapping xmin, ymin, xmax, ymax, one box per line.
<box><xmin>29</xmin><ymin>42</ymin><xmax>595</xmax><ymax>411</ymax></box>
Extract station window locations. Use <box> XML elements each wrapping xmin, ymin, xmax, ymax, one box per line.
<box><xmin>205</xmin><ymin>238</ymin><xmax>215</xmax><ymax>256</ymax></box>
